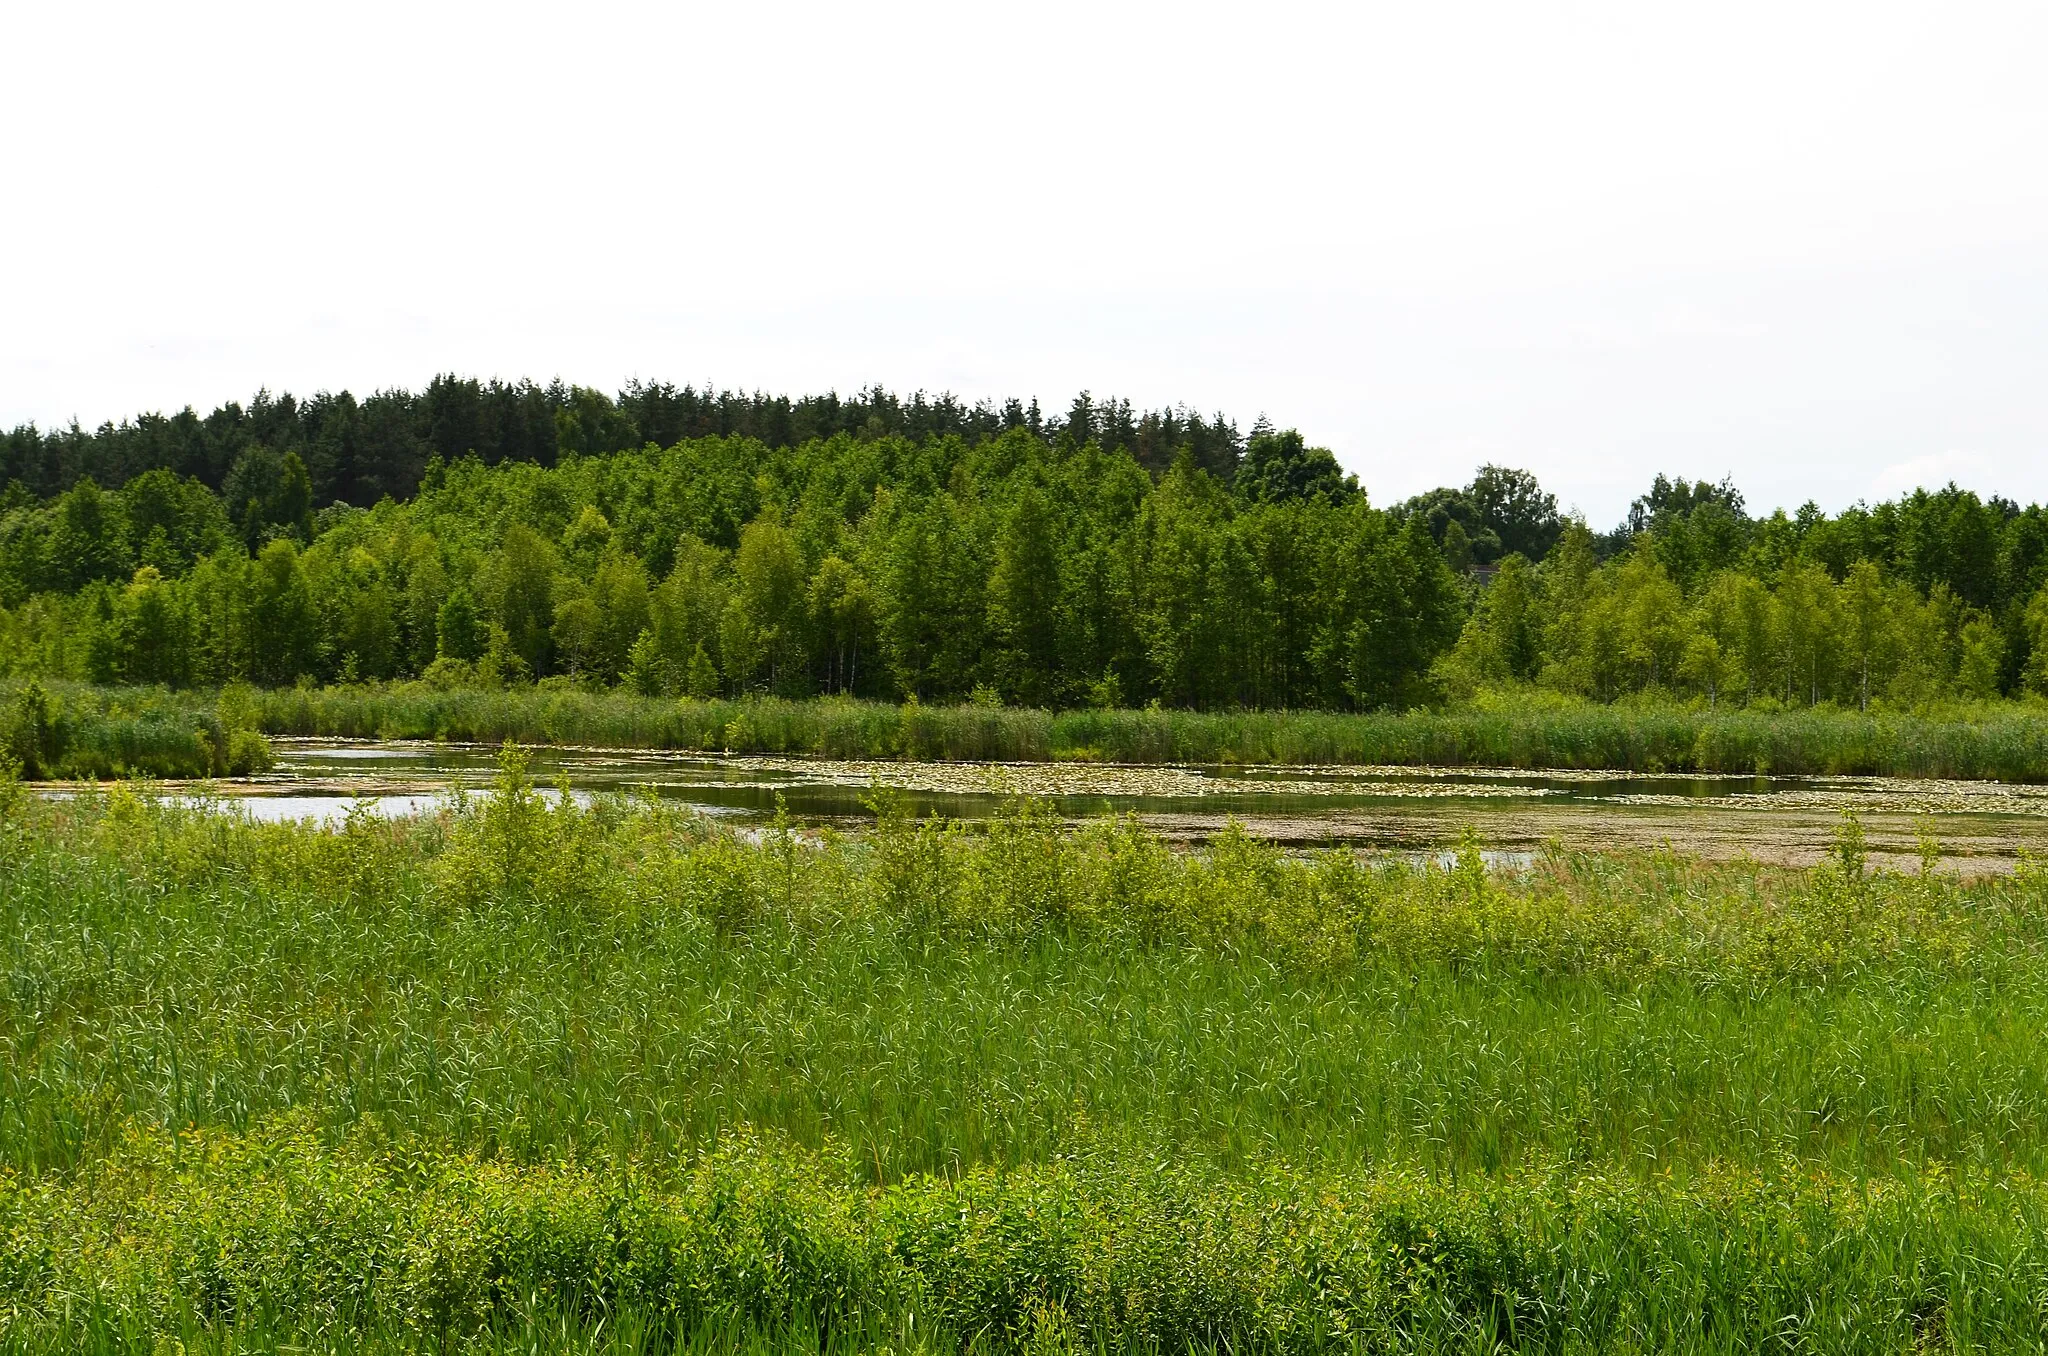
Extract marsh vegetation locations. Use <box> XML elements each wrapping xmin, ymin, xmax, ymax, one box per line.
<box><xmin>4</xmin><ymin>752</ymin><xmax>2048</xmax><ymax>1349</ymax></box>
<box><xmin>19</xmin><ymin>679</ymin><xmax>2048</xmax><ymax>787</ymax></box>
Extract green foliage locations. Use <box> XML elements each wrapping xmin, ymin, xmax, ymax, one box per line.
<box><xmin>1</xmin><ymin>678</ymin><xmax>57</xmax><ymax>777</ymax></box>
<box><xmin>436</xmin><ymin>586</ymin><xmax>482</xmax><ymax>662</ymax></box>
<box><xmin>0</xmin><ymin>409</ymin><xmax>1458</xmax><ymax>710</ymax></box>
<box><xmin>87</xmin><ymin>680</ymin><xmax>2045</xmax><ymax>779</ymax></box>
<box><xmin>0</xmin><ymin>679</ymin><xmax>271</xmax><ymax>780</ymax></box>
<box><xmin>1396</xmin><ymin>463</ymin><xmax>1563</xmax><ymax>564</ymax></box>
<box><xmin>1234</xmin><ymin>425</ymin><xmax>1357</xmax><ymax>505</ymax></box>
<box><xmin>5</xmin><ymin>785</ymin><xmax>2048</xmax><ymax>1348</ymax></box>
<box><xmin>496</xmin><ymin>522</ymin><xmax>558</xmax><ymax>675</ymax></box>
<box><xmin>221</xmin><ymin>445</ymin><xmax>316</xmax><ymax>545</ymax></box>
<box><xmin>247</xmin><ymin>539</ymin><xmax>321</xmax><ymax>684</ymax></box>
<box><xmin>45</xmin><ymin>669</ymin><xmax>2048</xmax><ymax>781</ymax></box>
<box><xmin>48</xmin><ymin>478</ymin><xmax>131</xmax><ymax>590</ymax></box>
<box><xmin>8</xmin><ymin>1124</ymin><xmax>2048</xmax><ymax>1353</ymax></box>
<box><xmin>1439</xmin><ymin>553</ymin><xmax>1543</xmax><ymax>694</ymax></box>
<box><xmin>10</xmin><ymin>383</ymin><xmax>2048</xmax><ymax>714</ymax></box>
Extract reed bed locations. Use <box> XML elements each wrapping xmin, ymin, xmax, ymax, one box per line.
<box><xmin>0</xmin><ymin>681</ymin><xmax>272</xmax><ymax>781</ymax></box>
<box><xmin>224</xmin><ymin>680</ymin><xmax>2048</xmax><ymax>779</ymax></box>
<box><xmin>17</xmin><ymin>678</ymin><xmax>2048</xmax><ymax>780</ymax></box>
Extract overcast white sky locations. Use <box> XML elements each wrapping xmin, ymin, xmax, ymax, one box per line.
<box><xmin>3</xmin><ymin>1</ymin><xmax>2045</xmax><ymax>525</ymax></box>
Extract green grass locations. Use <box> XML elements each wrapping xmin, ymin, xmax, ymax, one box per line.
<box><xmin>0</xmin><ymin>680</ymin><xmax>271</xmax><ymax>781</ymax></box>
<box><xmin>10</xmin><ymin>1124</ymin><xmax>2048</xmax><ymax>1354</ymax></box>
<box><xmin>20</xmin><ymin>677</ymin><xmax>2048</xmax><ymax>779</ymax></box>
<box><xmin>5</xmin><ymin>756</ymin><xmax>2048</xmax><ymax>1349</ymax></box>
<box><xmin>27</xmin><ymin>677</ymin><xmax>2048</xmax><ymax>779</ymax></box>
<box><xmin>254</xmin><ymin>679</ymin><xmax>2048</xmax><ymax>777</ymax></box>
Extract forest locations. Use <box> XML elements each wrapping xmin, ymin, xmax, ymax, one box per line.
<box><xmin>6</xmin><ymin>376</ymin><xmax>2048</xmax><ymax>715</ymax></box>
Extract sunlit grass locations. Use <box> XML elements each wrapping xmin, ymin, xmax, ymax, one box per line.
<box><xmin>5</xmin><ymin>753</ymin><xmax>2048</xmax><ymax>1349</ymax></box>
<box><xmin>17</xmin><ymin>678</ymin><xmax>2048</xmax><ymax>780</ymax></box>
<box><xmin>253</xmin><ymin>680</ymin><xmax>2048</xmax><ymax>777</ymax></box>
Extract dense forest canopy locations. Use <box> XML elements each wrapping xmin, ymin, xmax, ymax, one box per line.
<box><xmin>0</xmin><ymin>378</ymin><xmax>1245</xmax><ymax>506</ymax></box>
<box><xmin>5</xmin><ymin>376</ymin><xmax>2048</xmax><ymax>712</ymax></box>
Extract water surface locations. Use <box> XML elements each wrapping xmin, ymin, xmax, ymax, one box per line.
<box><xmin>131</xmin><ymin>739</ymin><xmax>2048</xmax><ymax>873</ymax></box>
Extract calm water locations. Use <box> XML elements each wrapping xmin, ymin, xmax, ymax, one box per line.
<box><xmin>110</xmin><ymin>738</ymin><xmax>2048</xmax><ymax>872</ymax></box>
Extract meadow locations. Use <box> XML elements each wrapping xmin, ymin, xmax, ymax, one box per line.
<box><xmin>18</xmin><ymin>677</ymin><xmax>2048</xmax><ymax>782</ymax></box>
<box><xmin>5</xmin><ymin>750</ymin><xmax>2048</xmax><ymax>1350</ymax></box>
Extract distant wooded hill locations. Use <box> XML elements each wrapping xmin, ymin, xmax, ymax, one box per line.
<box><xmin>4</xmin><ymin>378</ymin><xmax>2046</xmax><ymax>710</ymax></box>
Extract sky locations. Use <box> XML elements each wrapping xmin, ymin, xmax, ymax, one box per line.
<box><xmin>3</xmin><ymin>1</ymin><xmax>2045</xmax><ymax>526</ymax></box>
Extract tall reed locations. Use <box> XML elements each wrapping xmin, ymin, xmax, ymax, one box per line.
<box><xmin>0</xmin><ymin>679</ymin><xmax>271</xmax><ymax>780</ymax></box>
<box><xmin>249</xmin><ymin>680</ymin><xmax>2048</xmax><ymax>778</ymax></box>
<box><xmin>24</xmin><ymin>678</ymin><xmax>2048</xmax><ymax>778</ymax></box>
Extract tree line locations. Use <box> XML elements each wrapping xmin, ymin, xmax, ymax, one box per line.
<box><xmin>1</xmin><ymin>378</ymin><xmax>1244</xmax><ymax>509</ymax></box>
<box><xmin>4</xmin><ymin>380</ymin><xmax>2048</xmax><ymax>712</ymax></box>
<box><xmin>1430</xmin><ymin>473</ymin><xmax>2048</xmax><ymax>709</ymax></box>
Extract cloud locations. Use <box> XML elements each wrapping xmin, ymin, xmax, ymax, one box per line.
<box><xmin>1867</xmin><ymin>451</ymin><xmax>1995</xmax><ymax>501</ymax></box>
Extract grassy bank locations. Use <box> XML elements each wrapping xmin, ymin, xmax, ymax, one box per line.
<box><xmin>0</xmin><ymin>680</ymin><xmax>271</xmax><ymax>781</ymax></box>
<box><xmin>253</xmin><ymin>682</ymin><xmax>2048</xmax><ymax>777</ymax></box>
<box><xmin>25</xmin><ymin>678</ymin><xmax>2048</xmax><ymax>779</ymax></box>
<box><xmin>5</xmin><ymin>754</ymin><xmax>2048</xmax><ymax>1347</ymax></box>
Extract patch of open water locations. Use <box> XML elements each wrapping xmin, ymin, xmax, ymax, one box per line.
<box><xmin>50</xmin><ymin>739</ymin><xmax>2048</xmax><ymax>873</ymax></box>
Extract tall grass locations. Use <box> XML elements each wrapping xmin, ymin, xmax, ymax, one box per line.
<box><xmin>6</xmin><ymin>759</ymin><xmax>2048</xmax><ymax>1348</ymax></box>
<box><xmin>254</xmin><ymin>681</ymin><xmax>2048</xmax><ymax>778</ymax></box>
<box><xmin>6</xmin><ymin>1122</ymin><xmax>2047</xmax><ymax>1354</ymax></box>
<box><xmin>0</xmin><ymin>680</ymin><xmax>271</xmax><ymax>781</ymax></box>
<box><xmin>5</xmin><ymin>759</ymin><xmax>2045</xmax><ymax>1178</ymax></box>
<box><xmin>24</xmin><ymin>678</ymin><xmax>2048</xmax><ymax>778</ymax></box>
